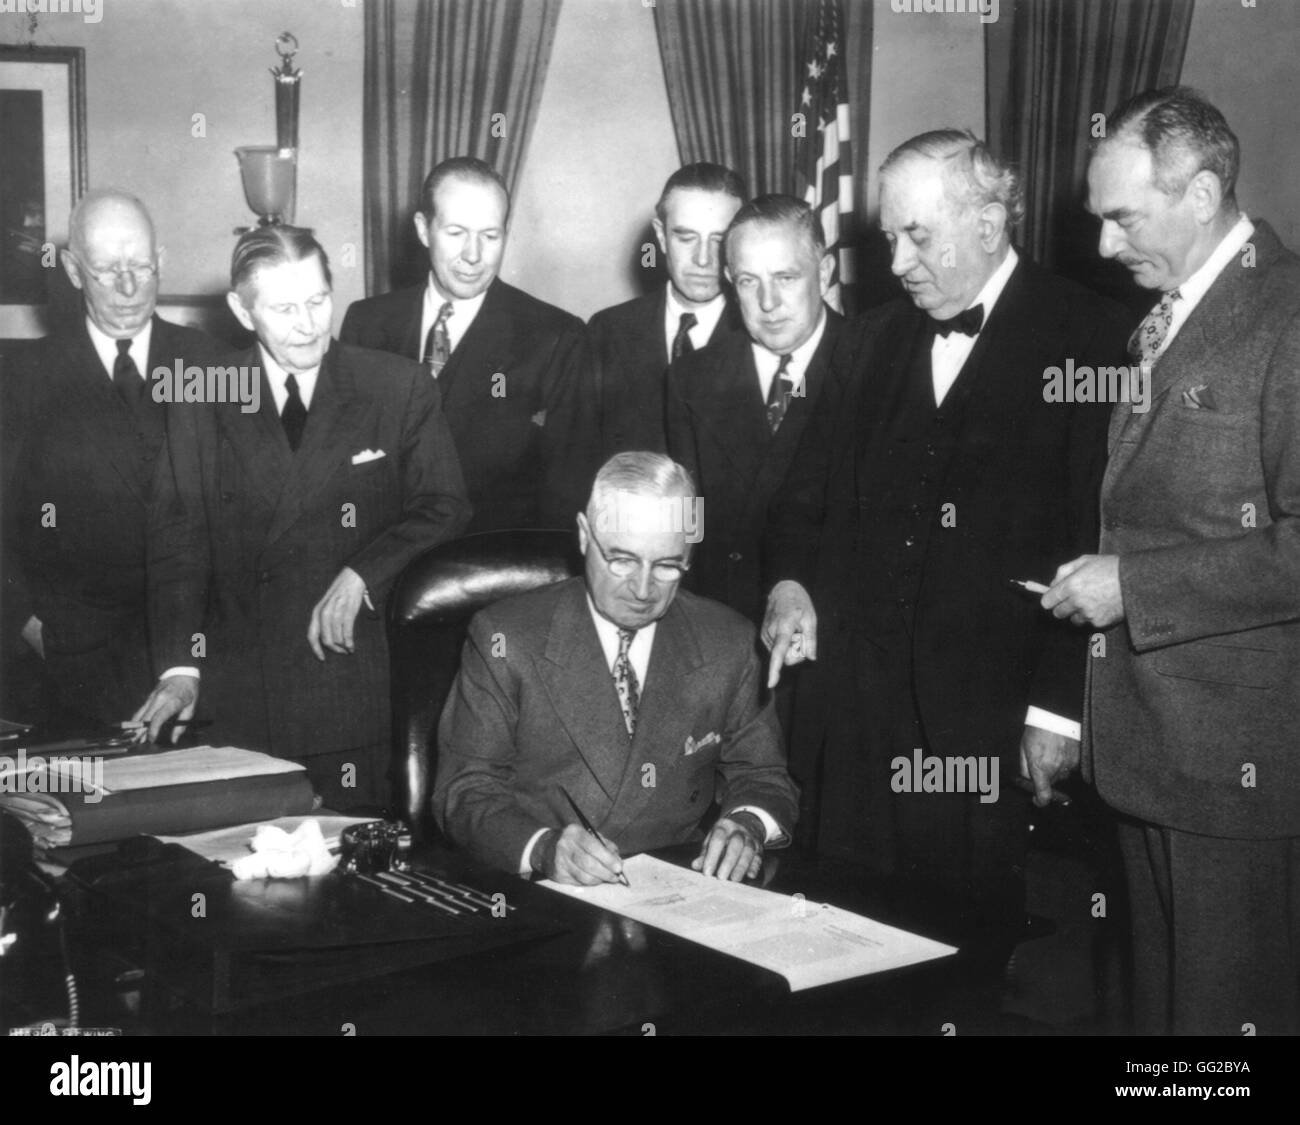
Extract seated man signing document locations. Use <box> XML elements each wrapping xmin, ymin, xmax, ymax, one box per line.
<box><xmin>433</xmin><ymin>452</ymin><xmax>799</xmax><ymax>883</ymax></box>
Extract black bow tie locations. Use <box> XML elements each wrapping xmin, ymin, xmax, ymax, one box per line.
<box><xmin>931</xmin><ymin>304</ymin><xmax>985</xmax><ymax>338</ymax></box>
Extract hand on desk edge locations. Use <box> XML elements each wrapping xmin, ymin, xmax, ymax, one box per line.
<box><xmin>693</xmin><ymin>812</ymin><xmax>764</xmax><ymax>882</ymax></box>
<box><xmin>131</xmin><ymin>673</ymin><xmax>200</xmax><ymax>745</ymax></box>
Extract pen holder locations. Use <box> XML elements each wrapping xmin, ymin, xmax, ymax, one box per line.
<box><xmin>339</xmin><ymin>820</ymin><xmax>411</xmax><ymax>874</ymax></box>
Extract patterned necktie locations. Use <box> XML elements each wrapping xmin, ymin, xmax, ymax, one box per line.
<box><xmin>282</xmin><ymin>372</ymin><xmax>308</xmax><ymax>452</ymax></box>
<box><xmin>765</xmin><ymin>354</ymin><xmax>794</xmax><ymax>433</ymax></box>
<box><xmin>1128</xmin><ymin>288</ymin><xmax>1181</xmax><ymax>368</ymax></box>
<box><xmin>424</xmin><ymin>301</ymin><xmax>453</xmax><ymax>377</ymax></box>
<box><xmin>613</xmin><ymin>627</ymin><xmax>640</xmax><ymax>738</ymax></box>
<box><xmin>672</xmin><ymin>312</ymin><xmax>698</xmax><ymax>361</ymax></box>
<box><xmin>113</xmin><ymin>338</ymin><xmax>144</xmax><ymax>408</ymax></box>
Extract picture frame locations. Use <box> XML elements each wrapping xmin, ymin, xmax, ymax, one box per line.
<box><xmin>0</xmin><ymin>45</ymin><xmax>87</xmax><ymax>339</ymax></box>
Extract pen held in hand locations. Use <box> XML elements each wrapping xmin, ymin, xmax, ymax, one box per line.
<box><xmin>559</xmin><ymin>785</ymin><xmax>630</xmax><ymax>888</ymax></box>
<box><xmin>1008</xmin><ymin>578</ymin><xmax>1050</xmax><ymax>595</ymax></box>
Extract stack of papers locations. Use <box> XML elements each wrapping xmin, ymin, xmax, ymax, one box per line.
<box><xmin>542</xmin><ymin>854</ymin><xmax>956</xmax><ymax>991</ymax></box>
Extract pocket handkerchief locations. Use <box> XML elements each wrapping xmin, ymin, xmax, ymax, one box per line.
<box><xmin>1181</xmin><ymin>384</ymin><xmax>1217</xmax><ymax>410</ymax></box>
<box><xmin>684</xmin><ymin>731</ymin><xmax>721</xmax><ymax>756</ymax></box>
<box><xmin>351</xmin><ymin>448</ymin><xmax>386</xmax><ymax>465</ymax></box>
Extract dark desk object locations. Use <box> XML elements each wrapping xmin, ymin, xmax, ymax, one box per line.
<box><xmin>387</xmin><ymin>529</ymin><xmax>582</xmax><ymax>835</ymax></box>
<box><xmin>56</xmin><ymin>838</ymin><xmax>1018</xmax><ymax>1036</ymax></box>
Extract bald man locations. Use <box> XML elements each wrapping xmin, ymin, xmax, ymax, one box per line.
<box><xmin>1</xmin><ymin>190</ymin><xmax>222</xmax><ymax>725</ymax></box>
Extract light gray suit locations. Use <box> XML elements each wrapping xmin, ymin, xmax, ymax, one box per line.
<box><xmin>1086</xmin><ymin>220</ymin><xmax>1300</xmax><ymax>1033</ymax></box>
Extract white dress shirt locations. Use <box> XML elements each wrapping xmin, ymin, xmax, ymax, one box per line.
<box><xmin>518</xmin><ymin>595</ymin><xmax>780</xmax><ymax>875</ymax></box>
<box><xmin>420</xmin><ymin>275</ymin><xmax>489</xmax><ymax>361</ymax></box>
<box><xmin>86</xmin><ymin>316</ymin><xmax>152</xmax><ymax>383</ymax></box>
<box><xmin>259</xmin><ymin>346</ymin><xmax>321</xmax><ymax>412</ymax></box>
<box><xmin>930</xmin><ymin>246</ymin><xmax>1018</xmax><ymax>405</ymax></box>
<box><xmin>751</xmin><ymin>308</ymin><xmax>828</xmax><ymax>402</ymax></box>
<box><xmin>1154</xmin><ymin>214</ymin><xmax>1255</xmax><ymax>357</ymax></box>
<box><xmin>664</xmin><ymin>283</ymin><xmax>727</xmax><ymax>358</ymax></box>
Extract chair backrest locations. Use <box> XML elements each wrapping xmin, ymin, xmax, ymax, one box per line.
<box><xmin>387</xmin><ymin>529</ymin><xmax>582</xmax><ymax>835</ymax></box>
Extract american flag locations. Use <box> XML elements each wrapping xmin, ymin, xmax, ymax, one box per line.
<box><xmin>794</xmin><ymin>0</ymin><xmax>854</xmax><ymax>314</ymax></box>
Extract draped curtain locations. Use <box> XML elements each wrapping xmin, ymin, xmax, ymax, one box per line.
<box><xmin>362</xmin><ymin>0</ymin><xmax>562</xmax><ymax>294</ymax></box>
<box><xmin>653</xmin><ymin>0</ymin><xmax>806</xmax><ymax>198</ymax></box>
<box><xmin>986</xmin><ymin>0</ymin><xmax>1196</xmax><ymax>306</ymax></box>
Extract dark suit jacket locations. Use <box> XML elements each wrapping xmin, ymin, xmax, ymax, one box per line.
<box><xmin>1087</xmin><ymin>221</ymin><xmax>1300</xmax><ymax>839</ymax></box>
<box><xmin>588</xmin><ymin>287</ymin><xmax>742</xmax><ymax>458</ymax></box>
<box><xmin>432</xmin><ymin>577</ymin><xmax>799</xmax><ymax>876</ymax></box>
<box><xmin>766</xmin><ymin>257</ymin><xmax>1131</xmax><ymax>768</ymax></box>
<box><xmin>666</xmin><ymin>310</ymin><xmax>843</xmax><ymax>623</ymax></box>
<box><xmin>1</xmin><ymin>316</ymin><xmax>222</xmax><ymax>720</ymax></box>
<box><xmin>340</xmin><ymin>278</ymin><xmax>596</xmax><ymax>532</ymax></box>
<box><xmin>149</xmin><ymin>340</ymin><xmax>470</xmax><ymax>760</ymax></box>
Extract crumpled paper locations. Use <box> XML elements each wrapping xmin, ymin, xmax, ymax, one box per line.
<box><xmin>230</xmin><ymin>818</ymin><xmax>338</xmax><ymax>880</ymax></box>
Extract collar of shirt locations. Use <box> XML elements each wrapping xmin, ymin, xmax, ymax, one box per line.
<box><xmin>259</xmin><ymin>345</ymin><xmax>321</xmax><ymax>414</ymax></box>
<box><xmin>664</xmin><ymin>283</ymin><xmax>727</xmax><ymax>357</ymax></box>
<box><xmin>1161</xmin><ymin>214</ymin><xmax>1255</xmax><ymax>354</ymax></box>
<box><xmin>86</xmin><ymin>316</ymin><xmax>153</xmax><ymax>383</ymax></box>
<box><xmin>751</xmin><ymin>308</ymin><xmax>829</xmax><ymax>402</ymax></box>
<box><xmin>930</xmin><ymin>245</ymin><xmax>1019</xmax><ymax>405</ymax></box>
<box><xmin>421</xmin><ymin>275</ymin><xmax>489</xmax><ymax>359</ymax></box>
<box><xmin>585</xmin><ymin>593</ymin><xmax>656</xmax><ymax>689</ymax></box>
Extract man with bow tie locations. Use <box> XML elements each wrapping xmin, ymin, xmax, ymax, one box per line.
<box><xmin>1045</xmin><ymin>88</ymin><xmax>1300</xmax><ymax>1034</ymax></box>
<box><xmin>433</xmin><ymin>452</ymin><xmax>798</xmax><ymax>884</ymax></box>
<box><xmin>762</xmin><ymin>130</ymin><xmax>1130</xmax><ymax>924</ymax></box>
<box><xmin>134</xmin><ymin>226</ymin><xmax>470</xmax><ymax>808</ymax></box>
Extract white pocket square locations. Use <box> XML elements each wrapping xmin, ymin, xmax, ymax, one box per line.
<box><xmin>351</xmin><ymin>449</ymin><xmax>386</xmax><ymax>465</ymax></box>
<box><xmin>684</xmin><ymin>731</ymin><xmax>721</xmax><ymax>756</ymax></box>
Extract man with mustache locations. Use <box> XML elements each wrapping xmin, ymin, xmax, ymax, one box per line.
<box><xmin>1047</xmin><ymin>88</ymin><xmax>1300</xmax><ymax>1034</ymax></box>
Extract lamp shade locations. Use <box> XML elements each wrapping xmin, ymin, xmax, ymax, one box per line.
<box><xmin>235</xmin><ymin>146</ymin><xmax>296</xmax><ymax>225</ymax></box>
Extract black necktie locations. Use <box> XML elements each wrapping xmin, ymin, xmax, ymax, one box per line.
<box><xmin>765</xmin><ymin>354</ymin><xmax>794</xmax><ymax>433</ymax></box>
<box><xmin>282</xmin><ymin>373</ymin><xmax>307</xmax><ymax>452</ymax></box>
<box><xmin>672</xmin><ymin>312</ymin><xmax>698</xmax><ymax>361</ymax></box>
<box><xmin>113</xmin><ymin>338</ymin><xmax>143</xmax><ymax>408</ymax></box>
<box><xmin>931</xmin><ymin>304</ymin><xmax>985</xmax><ymax>338</ymax></box>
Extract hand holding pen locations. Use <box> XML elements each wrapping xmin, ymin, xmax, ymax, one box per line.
<box><xmin>538</xmin><ymin>787</ymin><xmax>630</xmax><ymax>887</ymax></box>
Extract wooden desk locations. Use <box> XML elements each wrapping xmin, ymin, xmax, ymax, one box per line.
<box><xmin>58</xmin><ymin>839</ymin><xmax>1016</xmax><ymax>1036</ymax></box>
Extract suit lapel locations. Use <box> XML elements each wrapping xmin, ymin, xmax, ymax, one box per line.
<box><xmin>688</xmin><ymin>335</ymin><xmax>771</xmax><ymax>481</ymax></box>
<box><xmin>60</xmin><ymin>325</ymin><xmax>152</xmax><ymax>506</ymax></box>
<box><xmin>215</xmin><ymin>348</ymin><xmax>291</xmax><ymax>515</ymax></box>
<box><xmin>438</xmin><ymin>279</ymin><xmax>511</xmax><ymax>400</ymax></box>
<box><xmin>602</xmin><ymin>598</ymin><xmax>704</xmax><ymax>839</ymax></box>
<box><xmin>264</xmin><ymin>344</ymin><xmax>366</xmax><ymax>547</ymax></box>
<box><xmin>396</xmin><ymin>287</ymin><xmax>424</xmax><ymax>361</ymax></box>
<box><xmin>537</xmin><ymin>582</ymin><xmax>633</xmax><ymax>802</ymax></box>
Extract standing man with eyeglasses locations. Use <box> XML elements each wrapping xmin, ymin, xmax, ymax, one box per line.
<box><xmin>1</xmin><ymin>189</ymin><xmax>222</xmax><ymax>725</ymax></box>
<box><xmin>433</xmin><ymin>452</ymin><xmax>798</xmax><ymax>883</ymax></box>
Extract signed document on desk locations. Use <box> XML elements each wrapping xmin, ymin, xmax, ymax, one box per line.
<box><xmin>540</xmin><ymin>855</ymin><xmax>956</xmax><ymax>991</ymax></box>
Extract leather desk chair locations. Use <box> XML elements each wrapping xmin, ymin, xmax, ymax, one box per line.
<box><xmin>387</xmin><ymin>530</ymin><xmax>583</xmax><ymax>838</ymax></box>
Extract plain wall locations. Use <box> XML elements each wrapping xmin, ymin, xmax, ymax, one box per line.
<box><xmin>503</xmin><ymin>0</ymin><xmax>680</xmax><ymax>321</ymax></box>
<box><xmin>1</xmin><ymin>0</ymin><xmax>366</xmax><ymax>325</ymax></box>
<box><xmin>1181</xmin><ymin>0</ymin><xmax>1299</xmax><ymax>246</ymax></box>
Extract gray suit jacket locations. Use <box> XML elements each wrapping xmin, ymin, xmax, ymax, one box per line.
<box><xmin>432</xmin><ymin>577</ymin><xmax>799</xmax><ymax>875</ymax></box>
<box><xmin>1086</xmin><ymin>220</ymin><xmax>1300</xmax><ymax>837</ymax></box>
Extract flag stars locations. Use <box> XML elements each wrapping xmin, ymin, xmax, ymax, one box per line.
<box><xmin>807</xmin><ymin>60</ymin><xmax>823</xmax><ymax>79</ymax></box>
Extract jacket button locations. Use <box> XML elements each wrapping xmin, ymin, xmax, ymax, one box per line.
<box><xmin>728</xmin><ymin>551</ymin><xmax>742</xmax><ymax>562</ymax></box>
<box><xmin>904</xmin><ymin>536</ymin><xmax>916</xmax><ymax>547</ymax></box>
<box><xmin>257</xmin><ymin>570</ymin><xmax>271</xmax><ymax>584</ymax></box>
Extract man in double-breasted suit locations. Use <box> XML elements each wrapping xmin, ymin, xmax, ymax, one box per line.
<box><xmin>433</xmin><ymin>452</ymin><xmax>798</xmax><ymax>883</ymax></box>
<box><xmin>136</xmin><ymin>227</ymin><xmax>470</xmax><ymax>808</ymax></box>
<box><xmin>666</xmin><ymin>195</ymin><xmax>843</xmax><ymax>624</ymax></box>
<box><xmin>763</xmin><ymin>131</ymin><xmax>1130</xmax><ymax>921</ymax></box>
<box><xmin>589</xmin><ymin>163</ymin><xmax>745</xmax><ymax>458</ymax></box>
<box><xmin>1</xmin><ymin>190</ymin><xmax>221</xmax><ymax>725</ymax></box>
<box><xmin>1047</xmin><ymin>88</ymin><xmax>1300</xmax><ymax>1034</ymax></box>
<box><xmin>340</xmin><ymin>157</ymin><xmax>594</xmax><ymax>532</ymax></box>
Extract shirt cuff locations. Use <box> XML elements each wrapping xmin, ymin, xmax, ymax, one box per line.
<box><xmin>160</xmin><ymin>666</ymin><xmax>200</xmax><ymax>681</ymax></box>
<box><xmin>1025</xmin><ymin>706</ymin><xmax>1081</xmax><ymax>742</ymax></box>
<box><xmin>731</xmin><ymin>805</ymin><xmax>785</xmax><ymax>846</ymax></box>
<box><xmin>519</xmin><ymin>827</ymin><xmax>551</xmax><ymax>877</ymax></box>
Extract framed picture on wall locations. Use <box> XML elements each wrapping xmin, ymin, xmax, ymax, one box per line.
<box><xmin>0</xmin><ymin>45</ymin><xmax>87</xmax><ymax>339</ymax></box>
